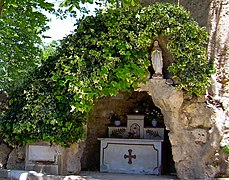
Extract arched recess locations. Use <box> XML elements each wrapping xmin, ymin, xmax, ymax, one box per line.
<box><xmin>81</xmin><ymin>78</ymin><xmax>182</xmax><ymax>175</ymax></box>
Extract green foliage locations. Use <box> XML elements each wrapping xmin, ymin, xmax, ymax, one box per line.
<box><xmin>42</xmin><ymin>40</ymin><xmax>60</xmax><ymax>60</ymax></box>
<box><xmin>0</xmin><ymin>0</ymin><xmax>142</xmax><ymax>90</ymax></box>
<box><xmin>223</xmin><ymin>145</ymin><xmax>229</xmax><ymax>155</ymax></box>
<box><xmin>0</xmin><ymin>0</ymin><xmax>54</xmax><ymax>89</ymax></box>
<box><xmin>1</xmin><ymin>57</ymin><xmax>86</xmax><ymax>147</ymax></box>
<box><xmin>60</xmin><ymin>0</ymin><xmax>140</xmax><ymax>12</ymax></box>
<box><xmin>1</xmin><ymin>3</ymin><xmax>213</xmax><ymax>147</ymax></box>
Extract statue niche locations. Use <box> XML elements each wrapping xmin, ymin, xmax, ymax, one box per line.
<box><xmin>148</xmin><ymin>40</ymin><xmax>163</xmax><ymax>79</ymax></box>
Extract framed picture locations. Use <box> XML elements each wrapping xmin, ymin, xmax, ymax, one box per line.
<box><xmin>127</xmin><ymin>115</ymin><xmax>144</xmax><ymax>139</ymax></box>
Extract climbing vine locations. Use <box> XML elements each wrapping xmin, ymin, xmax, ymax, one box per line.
<box><xmin>0</xmin><ymin>3</ymin><xmax>213</xmax><ymax>147</ymax></box>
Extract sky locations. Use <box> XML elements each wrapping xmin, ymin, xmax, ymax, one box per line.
<box><xmin>43</xmin><ymin>13</ymin><xmax>75</xmax><ymax>44</ymax></box>
<box><xmin>43</xmin><ymin>0</ymin><xmax>100</xmax><ymax>44</ymax></box>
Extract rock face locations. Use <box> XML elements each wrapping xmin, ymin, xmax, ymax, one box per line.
<box><xmin>140</xmin><ymin>0</ymin><xmax>229</xmax><ymax>178</ymax></box>
<box><xmin>140</xmin><ymin>79</ymin><xmax>219</xmax><ymax>179</ymax></box>
<box><xmin>207</xmin><ymin>0</ymin><xmax>229</xmax><ymax>177</ymax></box>
<box><xmin>65</xmin><ymin>142</ymin><xmax>85</xmax><ymax>174</ymax></box>
<box><xmin>0</xmin><ymin>143</ymin><xmax>12</xmax><ymax>168</ymax></box>
<box><xmin>7</xmin><ymin>146</ymin><xmax>25</xmax><ymax>170</ymax></box>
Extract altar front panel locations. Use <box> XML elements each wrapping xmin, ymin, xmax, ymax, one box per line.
<box><xmin>99</xmin><ymin>138</ymin><xmax>162</xmax><ymax>174</ymax></box>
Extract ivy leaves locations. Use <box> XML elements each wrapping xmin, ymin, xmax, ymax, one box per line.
<box><xmin>1</xmin><ymin>3</ymin><xmax>213</xmax><ymax>147</ymax></box>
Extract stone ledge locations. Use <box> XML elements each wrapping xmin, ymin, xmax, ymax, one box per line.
<box><xmin>0</xmin><ymin>169</ymin><xmax>82</xmax><ymax>180</ymax></box>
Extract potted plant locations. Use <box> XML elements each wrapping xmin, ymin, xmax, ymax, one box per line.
<box><xmin>148</xmin><ymin>111</ymin><xmax>157</xmax><ymax>127</ymax></box>
<box><xmin>151</xmin><ymin>118</ymin><xmax>158</xmax><ymax>127</ymax></box>
<box><xmin>148</xmin><ymin>109</ymin><xmax>163</xmax><ymax>127</ymax></box>
<box><xmin>110</xmin><ymin>113</ymin><xmax>121</xmax><ymax>126</ymax></box>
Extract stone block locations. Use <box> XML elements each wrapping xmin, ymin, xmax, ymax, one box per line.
<box><xmin>25</xmin><ymin>144</ymin><xmax>59</xmax><ymax>175</ymax></box>
<box><xmin>144</xmin><ymin>128</ymin><xmax>164</xmax><ymax>140</ymax></box>
<box><xmin>25</xmin><ymin>164</ymin><xmax>59</xmax><ymax>175</ymax></box>
<box><xmin>27</xmin><ymin>145</ymin><xmax>56</xmax><ymax>162</ymax></box>
<box><xmin>99</xmin><ymin>138</ymin><xmax>163</xmax><ymax>175</ymax></box>
<box><xmin>66</xmin><ymin>142</ymin><xmax>85</xmax><ymax>175</ymax></box>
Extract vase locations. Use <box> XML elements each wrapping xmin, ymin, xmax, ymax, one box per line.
<box><xmin>114</xmin><ymin>120</ymin><xmax>121</xmax><ymax>126</ymax></box>
<box><xmin>152</xmin><ymin>120</ymin><xmax>157</xmax><ymax>127</ymax></box>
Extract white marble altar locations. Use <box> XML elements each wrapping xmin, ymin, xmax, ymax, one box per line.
<box><xmin>100</xmin><ymin>114</ymin><xmax>164</xmax><ymax>174</ymax></box>
<box><xmin>98</xmin><ymin>138</ymin><xmax>163</xmax><ymax>174</ymax></box>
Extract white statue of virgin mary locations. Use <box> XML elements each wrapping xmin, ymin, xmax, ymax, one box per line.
<box><xmin>151</xmin><ymin>40</ymin><xmax>163</xmax><ymax>77</ymax></box>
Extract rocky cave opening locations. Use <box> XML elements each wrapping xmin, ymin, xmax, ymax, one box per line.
<box><xmin>82</xmin><ymin>89</ymin><xmax>177</xmax><ymax>175</ymax></box>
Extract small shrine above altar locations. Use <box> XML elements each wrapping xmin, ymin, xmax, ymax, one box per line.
<box><xmin>108</xmin><ymin>115</ymin><xmax>164</xmax><ymax>140</ymax></box>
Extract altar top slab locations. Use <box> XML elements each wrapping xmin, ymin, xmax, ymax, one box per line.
<box><xmin>98</xmin><ymin>138</ymin><xmax>163</xmax><ymax>142</ymax></box>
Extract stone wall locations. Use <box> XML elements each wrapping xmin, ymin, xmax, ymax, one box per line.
<box><xmin>0</xmin><ymin>141</ymin><xmax>85</xmax><ymax>175</ymax></box>
<box><xmin>207</xmin><ymin>0</ymin><xmax>229</xmax><ymax>177</ymax></box>
<box><xmin>140</xmin><ymin>0</ymin><xmax>212</xmax><ymax>27</ymax></box>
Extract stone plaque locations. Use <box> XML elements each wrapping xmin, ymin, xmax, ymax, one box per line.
<box><xmin>28</xmin><ymin>145</ymin><xmax>56</xmax><ymax>162</ymax></box>
<box><xmin>144</xmin><ymin>128</ymin><xmax>164</xmax><ymax>140</ymax></box>
<box><xmin>108</xmin><ymin>127</ymin><xmax>127</xmax><ymax>138</ymax></box>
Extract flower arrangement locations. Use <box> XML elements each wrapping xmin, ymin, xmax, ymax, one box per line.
<box><xmin>109</xmin><ymin>113</ymin><xmax>120</xmax><ymax>123</ymax></box>
<box><xmin>148</xmin><ymin>109</ymin><xmax>163</xmax><ymax>122</ymax></box>
<box><xmin>144</xmin><ymin>108</ymin><xmax>163</xmax><ymax>127</ymax></box>
<box><xmin>109</xmin><ymin>113</ymin><xmax>127</xmax><ymax>126</ymax></box>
